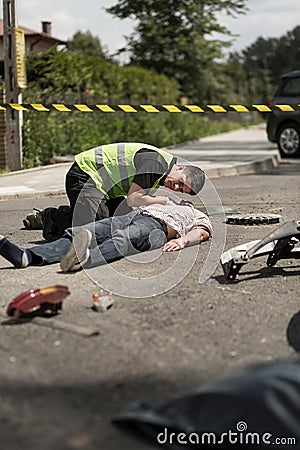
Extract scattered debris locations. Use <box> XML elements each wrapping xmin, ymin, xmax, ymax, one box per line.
<box><xmin>0</xmin><ymin>313</ymin><xmax>99</xmax><ymax>337</ymax></box>
<box><xmin>226</xmin><ymin>213</ymin><xmax>281</xmax><ymax>225</ymax></box>
<box><xmin>92</xmin><ymin>290</ymin><xmax>114</xmax><ymax>312</ymax></box>
<box><xmin>1</xmin><ymin>285</ymin><xmax>99</xmax><ymax>337</ymax></box>
<box><xmin>29</xmin><ymin>316</ymin><xmax>99</xmax><ymax>337</ymax></box>
<box><xmin>221</xmin><ymin>219</ymin><xmax>300</xmax><ymax>282</ymax></box>
<box><xmin>7</xmin><ymin>285</ymin><xmax>70</xmax><ymax>318</ymax></box>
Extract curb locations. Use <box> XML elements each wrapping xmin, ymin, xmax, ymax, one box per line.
<box><xmin>0</xmin><ymin>189</ymin><xmax>67</xmax><ymax>200</ymax></box>
<box><xmin>0</xmin><ymin>162</ymin><xmax>71</xmax><ymax>177</ymax></box>
<box><xmin>0</xmin><ymin>155</ymin><xmax>280</xmax><ymax>201</ymax></box>
<box><xmin>203</xmin><ymin>154</ymin><xmax>280</xmax><ymax>179</ymax></box>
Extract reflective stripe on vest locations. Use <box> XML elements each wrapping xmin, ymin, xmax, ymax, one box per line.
<box><xmin>94</xmin><ymin>145</ymin><xmax>114</xmax><ymax>195</ymax></box>
<box><xmin>94</xmin><ymin>143</ymin><xmax>134</xmax><ymax>197</ymax></box>
<box><xmin>116</xmin><ymin>143</ymin><xmax>130</xmax><ymax>194</ymax></box>
<box><xmin>76</xmin><ymin>143</ymin><xmax>174</xmax><ymax>198</ymax></box>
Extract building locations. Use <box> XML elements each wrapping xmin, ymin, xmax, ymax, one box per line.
<box><xmin>0</xmin><ymin>21</ymin><xmax>66</xmax><ymax>169</ymax></box>
<box><xmin>0</xmin><ymin>20</ymin><xmax>67</xmax><ymax>79</ymax></box>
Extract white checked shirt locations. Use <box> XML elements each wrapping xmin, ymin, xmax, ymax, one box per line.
<box><xmin>136</xmin><ymin>203</ymin><xmax>212</xmax><ymax>237</ymax></box>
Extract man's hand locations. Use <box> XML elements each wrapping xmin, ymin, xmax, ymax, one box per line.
<box><xmin>163</xmin><ymin>237</ymin><xmax>185</xmax><ymax>252</ymax></box>
<box><xmin>127</xmin><ymin>182</ymin><xmax>170</xmax><ymax>207</ymax></box>
<box><xmin>163</xmin><ymin>227</ymin><xmax>210</xmax><ymax>252</ymax></box>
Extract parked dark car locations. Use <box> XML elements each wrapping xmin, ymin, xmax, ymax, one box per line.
<box><xmin>266</xmin><ymin>70</ymin><xmax>300</xmax><ymax>157</ymax></box>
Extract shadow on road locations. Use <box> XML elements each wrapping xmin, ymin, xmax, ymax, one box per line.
<box><xmin>0</xmin><ymin>372</ymin><xmax>206</xmax><ymax>450</ymax></box>
<box><xmin>214</xmin><ymin>265</ymin><xmax>300</xmax><ymax>285</ymax></box>
<box><xmin>267</xmin><ymin>159</ymin><xmax>300</xmax><ymax>176</ymax></box>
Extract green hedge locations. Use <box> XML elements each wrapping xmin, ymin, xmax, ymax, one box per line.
<box><xmin>22</xmin><ymin>110</ymin><xmax>253</xmax><ymax>167</ymax></box>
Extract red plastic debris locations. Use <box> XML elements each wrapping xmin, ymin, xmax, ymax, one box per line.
<box><xmin>7</xmin><ymin>285</ymin><xmax>70</xmax><ymax>318</ymax></box>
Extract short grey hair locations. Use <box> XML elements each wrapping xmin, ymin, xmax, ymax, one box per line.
<box><xmin>184</xmin><ymin>166</ymin><xmax>205</xmax><ymax>195</ymax></box>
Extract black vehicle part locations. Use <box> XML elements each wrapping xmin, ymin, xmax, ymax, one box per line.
<box><xmin>226</xmin><ymin>213</ymin><xmax>281</xmax><ymax>225</ymax></box>
<box><xmin>221</xmin><ymin>220</ymin><xmax>300</xmax><ymax>282</ymax></box>
<box><xmin>277</xmin><ymin>122</ymin><xmax>300</xmax><ymax>157</ymax></box>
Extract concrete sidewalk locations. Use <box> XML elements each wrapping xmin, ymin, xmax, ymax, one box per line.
<box><xmin>0</xmin><ymin>124</ymin><xmax>279</xmax><ymax>200</ymax></box>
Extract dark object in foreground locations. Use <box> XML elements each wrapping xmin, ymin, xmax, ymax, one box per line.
<box><xmin>114</xmin><ymin>358</ymin><xmax>300</xmax><ymax>449</ymax></box>
<box><xmin>221</xmin><ymin>219</ymin><xmax>300</xmax><ymax>282</ymax></box>
<box><xmin>7</xmin><ymin>285</ymin><xmax>70</xmax><ymax>318</ymax></box>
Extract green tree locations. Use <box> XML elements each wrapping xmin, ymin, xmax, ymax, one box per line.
<box><xmin>272</xmin><ymin>26</ymin><xmax>300</xmax><ymax>80</ymax></box>
<box><xmin>68</xmin><ymin>31</ymin><xmax>107</xmax><ymax>58</ymax></box>
<box><xmin>236</xmin><ymin>26</ymin><xmax>300</xmax><ymax>102</ymax></box>
<box><xmin>224</xmin><ymin>52</ymin><xmax>248</xmax><ymax>102</ymax></box>
<box><xmin>24</xmin><ymin>47</ymin><xmax>178</xmax><ymax>103</ymax></box>
<box><xmin>106</xmin><ymin>0</ymin><xmax>248</xmax><ymax>101</ymax></box>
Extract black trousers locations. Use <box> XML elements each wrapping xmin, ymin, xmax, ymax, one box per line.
<box><xmin>50</xmin><ymin>162</ymin><xmax>131</xmax><ymax>231</ymax></box>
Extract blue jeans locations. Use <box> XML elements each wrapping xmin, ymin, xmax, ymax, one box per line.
<box><xmin>30</xmin><ymin>213</ymin><xmax>167</xmax><ymax>268</ymax></box>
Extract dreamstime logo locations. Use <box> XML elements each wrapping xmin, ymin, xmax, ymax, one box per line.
<box><xmin>156</xmin><ymin>421</ymin><xmax>297</xmax><ymax>446</ymax></box>
<box><xmin>72</xmin><ymin>158</ymin><xmax>227</xmax><ymax>298</ymax></box>
<box><xmin>236</xmin><ymin>421</ymin><xmax>247</xmax><ymax>432</ymax></box>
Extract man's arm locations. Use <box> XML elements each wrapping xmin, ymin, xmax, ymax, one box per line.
<box><xmin>127</xmin><ymin>150</ymin><xmax>172</xmax><ymax>207</ymax></box>
<box><xmin>163</xmin><ymin>227</ymin><xmax>210</xmax><ymax>252</ymax></box>
<box><xmin>127</xmin><ymin>182</ymin><xmax>170</xmax><ymax>207</ymax></box>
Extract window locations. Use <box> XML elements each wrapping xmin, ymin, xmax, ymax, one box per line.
<box><xmin>281</xmin><ymin>77</ymin><xmax>300</xmax><ymax>96</ymax></box>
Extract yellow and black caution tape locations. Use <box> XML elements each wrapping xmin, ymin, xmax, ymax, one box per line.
<box><xmin>0</xmin><ymin>103</ymin><xmax>299</xmax><ymax>113</ymax></box>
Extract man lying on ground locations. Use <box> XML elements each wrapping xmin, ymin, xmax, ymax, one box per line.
<box><xmin>40</xmin><ymin>142</ymin><xmax>206</xmax><ymax>242</ymax></box>
<box><xmin>0</xmin><ymin>201</ymin><xmax>212</xmax><ymax>273</ymax></box>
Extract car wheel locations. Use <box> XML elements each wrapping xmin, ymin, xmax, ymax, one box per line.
<box><xmin>277</xmin><ymin>123</ymin><xmax>300</xmax><ymax>157</ymax></box>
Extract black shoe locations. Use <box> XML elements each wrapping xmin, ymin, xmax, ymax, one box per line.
<box><xmin>23</xmin><ymin>209</ymin><xmax>43</xmax><ymax>230</ymax></box>
<box><xmin>41</xmin><ymin>207</ymin><xmax>63</xmax><ymax>242</ymax></box>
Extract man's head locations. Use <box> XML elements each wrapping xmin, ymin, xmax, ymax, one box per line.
<box><xmin>164</xmin><ymin>165</ymin><xmax>205</xmax><ymax>195</ymax></box>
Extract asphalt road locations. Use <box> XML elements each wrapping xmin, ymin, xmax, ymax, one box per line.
<box><xmin>0</xmin><ymin>159</ymin><xmax>300</xmax><ymax>450</ymax></box>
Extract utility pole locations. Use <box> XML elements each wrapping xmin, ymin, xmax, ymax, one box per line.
<box><xmin>3</xmin><ymin>0</ymin><xmax>22</xmax><ymax>170</ymax></box>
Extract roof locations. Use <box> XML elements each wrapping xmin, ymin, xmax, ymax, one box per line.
<box><xmin>0</xmin><ymin>19</ymin><xmax>67</xmax><ymax>45</ymax></box>
<box><xmin>281</xmin><ymin>70</ymin><xmax>300</xmax><ymax>79</ymax></box>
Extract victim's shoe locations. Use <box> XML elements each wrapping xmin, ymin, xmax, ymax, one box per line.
<box><xmin>0</xmin><ymin>234</ymin><xmax>31</xmax><ymax>268</ymax></box>
<box><xmin>60</xmin><ymin>229</ymin><xmax>92</xmax><ymax>273</ymax></box>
